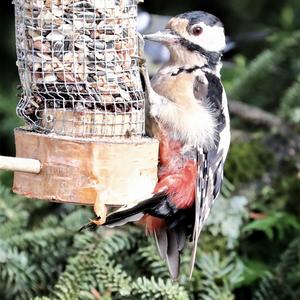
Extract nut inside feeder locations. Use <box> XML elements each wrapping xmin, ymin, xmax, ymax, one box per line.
<box><xmin>10</xmin><ymin>0</ymin><xmax>159</xmax><ymax>222</ymax></box>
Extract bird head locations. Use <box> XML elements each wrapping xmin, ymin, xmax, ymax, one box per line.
<box><xmin>144</xmin><ymin>11</ymin><xmax>226</xmax><ymax>67</ymax></box>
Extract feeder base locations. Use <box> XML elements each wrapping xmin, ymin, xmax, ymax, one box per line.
<box><xmin>13</xmin><ymin>128</ymin><xmax>159</xmax><ymax>209</ymax></box>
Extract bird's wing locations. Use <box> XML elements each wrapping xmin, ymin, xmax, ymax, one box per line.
<box><xmin>189</xmin><ymin>81</ymin><xmax>230</xmax><ymax>277</ymax></box>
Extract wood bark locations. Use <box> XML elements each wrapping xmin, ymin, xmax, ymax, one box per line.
<box><xmin>13</xmin><ymin>128</ymin><xmax>159</xmax><ymax>206</ymax></box>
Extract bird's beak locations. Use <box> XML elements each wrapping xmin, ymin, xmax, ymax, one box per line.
<box><xmin>143</xmin><ymin>29</ymin><xmax>179</xmax><ymax>44</ymax></box>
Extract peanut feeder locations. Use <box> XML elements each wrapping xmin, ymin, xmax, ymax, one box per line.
<box><xmin>4</xmin><ymin>0</ymin><xmax>159</xmax><ymax>222</ymax></box>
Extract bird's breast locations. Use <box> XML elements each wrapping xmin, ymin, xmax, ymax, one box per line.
<box><xmin>150</xmin><ymin>70</ymin><xmax>218</xmax><ymax>150</ymax></box>
<box><xmin>152</xmin><ymin>70</ymin><xmax>197</xmax><ymax>108</ymax></box>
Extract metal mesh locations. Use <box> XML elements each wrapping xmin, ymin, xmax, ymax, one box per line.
<box><xmin>14</xmin><ymin>0</ymin><xmax>145</xmax><ymax>138</ymax></box>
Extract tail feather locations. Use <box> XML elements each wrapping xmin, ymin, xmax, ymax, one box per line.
<box><xmin>154</xmin><ymin>227</ymin><xmax>187</xmax><ymax>280</ymax></box>
<box><xmin>104</xmin><ymin>192</ymin><xmax>166</xmax><ymax>227</ymax></box>
<box><xmin>177</xmin><ymin>226</ymin><xmax>187</xmax><ymax>251</ymax></box>
<box><xmin>105</xmin><ymin>212</ymin><xmax>144</xmax><ymax>228</ymax></box>
<box><xmin>80</xmin><ymin>193</ymin><xmax>166</xmax><ymax>231</ymax></box>
<box><xmin>166</xmin><ymin>229</ymin><xmax>180</xmax><ymax>280</ymax></box>
<box><xmin>154</xmin><ymin>230</ymin><xmax>168</xmax><ymax>259</ymax></box>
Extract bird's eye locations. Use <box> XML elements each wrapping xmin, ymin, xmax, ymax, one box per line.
<box><xmin>192</xmin><ymin>26</ymin><xmax>203</xmax><ymax>36</ymax></box>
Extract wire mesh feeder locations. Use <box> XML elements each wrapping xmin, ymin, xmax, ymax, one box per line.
<box><xmin>12</xmin><ymin>0</ymin><xmax>158</xmax><ymax>222</ymax></box>
<box><xmin>15</xmin><ymin>0</ymin><xmax>145</xmax><ymax>137</ymax></box>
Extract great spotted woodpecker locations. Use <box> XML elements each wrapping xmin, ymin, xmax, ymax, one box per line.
<box><xmin>84</xmin><ymin>11</ymin><xmax>230</xmax><ymax>279</ymax></box>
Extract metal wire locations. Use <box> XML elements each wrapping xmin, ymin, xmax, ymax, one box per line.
<box><xmin>14</xmin><ymin>0</ymin><xmax>145</xmax><ymax>138</ymax></box>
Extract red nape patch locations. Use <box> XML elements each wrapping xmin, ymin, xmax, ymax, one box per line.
<box><xmin>155</xmin><ymin>160</ymin><xmax>197</xmax><ymax>209</ymax></box>
<box><xmin>140</xmin><ymin>215</ymin><xmax>166</xmax><ymax>234</ymax></box>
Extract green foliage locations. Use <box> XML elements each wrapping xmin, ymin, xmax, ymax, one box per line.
<box><xmin>0</xmin><ymin>184</ymin><xmax>93</xmax><ymax>300</ymax></box>
<box><xmin>279</xmin><ymin>77</ymin><xmax>300</xmax><ymax>123</ymax></box>
<box><xmin>205</xmin><ymin>196</ymin><xmax>248</xmax><ymax>249</ymax></box>
<box><xmin>57</xmin><ymin>234</ymin><xmax>174</xmax><ymax>299</ymax></box>
<box><xmin>229</xmin><ymin>32</ymin><xmax>300</xmax><ymax>112</ymax></box>
<box><xmin>242</xmin><ymin>212</ymin><xmax>300</xmax><ymax>240</ymax></box>
<box><xmin>280</xmin><ymin>5</ymin><xmax>295</xmax><ymax>30</ymax></box>
<box><xmin>196</xmin><ymin>252</ymin><xmax>244</xmax><ymax>300</ymax></box>
<box><xmin>257</xmin><ymin>169</ymin><xmax>300</xmax><ymax>213</ymax></box>
<box><xmin>241</xmin><ymin>259</ymin><xmax>270</xmax><ymax>286</ymax></box>
<box><xmin>0</xmin><ymin>88</ymin><xmax>22</xmax><ymax>155</ymax></box>
<box><xmin>224</xmin><ymin>138</ymin><xmax>274</xmax><ymax>185</ymax></box>
<box><xmin>52</xmin><ymin>229</ymin><xmax>137</xmax><ymax>299</ymax></box>
<box><xmin>254</xmin><ymin>238</ymin><xmax>300</xmax><ymax>300</ymax></box>
<box><xmin>134</xmin><ymin>242</ymin><xmax>170</xmax><ymax>278</ymax></box>
<box><xmin>0</xmin><ymin>180</ymin><xmax>249</xmax><ymax>300</ymax></box>
<box><xmin>131</xmin><ymin>277</ymin><xmax>188</xmax><ymax>300</ymax></box>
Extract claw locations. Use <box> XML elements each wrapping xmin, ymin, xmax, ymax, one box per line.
<box><xmin>79</xmin><ymin>212</ymin><xmax>106</xmax><ymax>232</ymax></box>
<box><xmin>90</xmin><ymin>217</ymin><xmax>105</xmax><ymax>226</ymax></box>
<box><xmin>139</xmin><ymin>57</ymin><xmax>147</xmax><ymax>68</ymax></box>
<box><xmin>79</xmin><ymin>192</ymin><xmax>109</xmax><ymax>231</ymax></box>
<box><xmin>79</xmin><ymin>217</ymin><xmax>101</xmax><ymax>232</ymax></box>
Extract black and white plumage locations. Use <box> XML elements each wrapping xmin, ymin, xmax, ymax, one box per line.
<box><xmin>137</xmin><ymin>10</ymin><xmax>236</xmax><ymax>67</ymax></box>
<box><xmin>83</xmin><ymin>11</ymin><xmax>230</xmax><ymax>279</ymax></box>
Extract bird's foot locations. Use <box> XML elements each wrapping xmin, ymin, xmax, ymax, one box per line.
<box><xmin>89</xmin><ymin>216</ymin><xmax>105</xmax><ymax>226</ymax></box>
<box><xmin>79</xmin><ymin>216</ymin><xmax>101</xmax><ymax>232</ymax></box>
<box><xmin>139</xmin><ymin>58</ymin><xmax>147</xmax><ymax>70</ymax></box>
<box><xmin>140</xmin><ymin>59</ymin><xmax>150</xmax><ymax>80</ymax></box>
<box><xmin>93</xmin><ymin>195</ymin><xmax>108</xmax><ymax>225</ymax></box>
<box><xmin>79</xmin><ymin>193</ymin><xmax>108</xmax><ymax>232</ymax></box>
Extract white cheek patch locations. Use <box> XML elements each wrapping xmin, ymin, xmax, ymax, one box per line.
<box><xmin>184</xmin><ymin>22</ymin><xmax>226</xmax><ymax>53</ymax></box>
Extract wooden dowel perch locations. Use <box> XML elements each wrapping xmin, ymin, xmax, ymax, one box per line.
<box><xmin>0</xmin><ymin>155</ymin><xmax>41</xmax><ymax>174</ymax></box>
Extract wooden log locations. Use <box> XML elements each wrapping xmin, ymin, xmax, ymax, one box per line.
<box><xmin>0</xmin><ymin>155</ymin><xmax>41</xmax><ymax>174</ymax></box>
<box><xmin>13</xmin><ymin>128</ymin><xmax>159</xmax><ymax>207</ymax></box>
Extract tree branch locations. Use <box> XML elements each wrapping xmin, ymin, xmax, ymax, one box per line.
<box><xmin>229</xmin><ymin>100</ymin><xmax>283</xmax><ymax>128</ymax></box>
